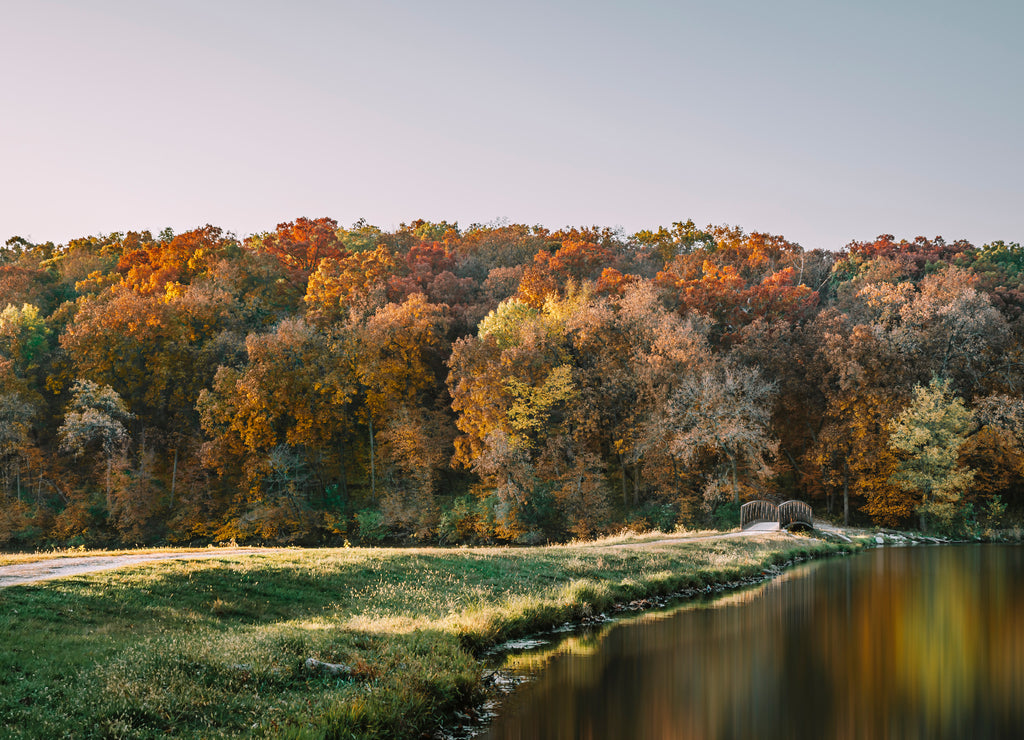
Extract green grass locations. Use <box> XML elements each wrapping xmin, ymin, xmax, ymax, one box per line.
<box><xmin>0</xmin><ymin>534</ymin><xmax>856</xmax><ymax>739</ymax></box>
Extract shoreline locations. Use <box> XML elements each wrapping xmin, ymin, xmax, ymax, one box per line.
<box><xmin>436</xmin><ymin>535</ymin><xmax>864</xmax><ymax>739</ymax></box>
<box><xmin>10</xmin><ymin>528</ymin><xmax>1015</xmax><ymax>738</ymax></box>
<box><xmin>451</xmin><ymin>529</ymin><xmax>1024</xmax><ymax>738</ymax></box>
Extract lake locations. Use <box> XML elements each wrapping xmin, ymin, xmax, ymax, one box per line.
<box><xmin>482</xmin><ymin>545</ymin><xmax>1024</xmax><ymax>739</ymax></box>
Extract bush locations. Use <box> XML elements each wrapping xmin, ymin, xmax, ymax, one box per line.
<box><xmin>438</xmin><ymin>496</ymin><xmax>489</xmax><ymax>544</ymax></box>
<box><xmin>709</xmin><ymin>501</ymin><xmax>741</xmax><ymax>530</ymax></box>
<box><xmin>355</xmin><ymin>509</ymin><xmax>388</xmax><ymax>543</ymax></box>
<box><xmin>625</xmin><ymin>502</ymin><xmax>678</xmax><ymax>532</ymax></box>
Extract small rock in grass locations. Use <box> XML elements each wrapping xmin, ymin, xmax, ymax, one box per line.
<box><xmin>305</xmin><ymin>657</ymin><xmax>351</xmax><ymax>677</ymax></box>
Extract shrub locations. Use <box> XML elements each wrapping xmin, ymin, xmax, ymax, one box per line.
<box><xmin>625</xmin><ymin>502</ymin><xmax>677</xmax><ymax>532</ymax></box>
<box><xmin>438</xmin><ymin>496</ymin><xmax>489</xmax><ymax>544</ymax></box>
<box><xmin>709</xmin><ymin>501</ymin><xmax>740</xmax><ymax>530</ymax></box>
<box><xmin>355</xmin><ymin>509</ymin><xmax>388</xmax><ymax>543</ymax></box>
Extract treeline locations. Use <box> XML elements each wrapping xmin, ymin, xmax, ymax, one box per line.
<box><xmin>1</xmin><ymin>218</ymin><xmax>1022</xmax><ymax>547</ymax></box>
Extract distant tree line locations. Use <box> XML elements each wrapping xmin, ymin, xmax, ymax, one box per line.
<box><xmin>0</xmin><ymin>218</ymin><xmax>1021</xmax><ymax>546</ymax></box>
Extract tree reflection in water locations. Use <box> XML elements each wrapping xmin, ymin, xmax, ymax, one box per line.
<box><xmin>484</xmin><ymin>545</ymin><xmax>1024</xmax><ymax>740</ymax></box>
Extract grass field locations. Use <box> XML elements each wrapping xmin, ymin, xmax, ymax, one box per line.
<box><xmin>0</xmin><ymin>533</ymin><xmax>856</xmax><ymax>738</ymax></box>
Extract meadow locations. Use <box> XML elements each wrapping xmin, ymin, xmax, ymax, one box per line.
<box><xmin>0</xmin><ymin>534</ymin><xmax>855</xmax><ymax>738</ymax></box>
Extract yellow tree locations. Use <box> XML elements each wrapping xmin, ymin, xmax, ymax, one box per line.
<box><xmin>377</xmin><ymin>405</ymin><xmax>452</xmax><ymax>537</ymax></box>
<box><xmin>304</xmin><ymin>246</ymin><xmax>395</xmax><ymax>325</ymax></box>
<box><xmin>448</xmin><ymin>294</ymin><xmax>579</xmax><ymax>539</ymax></box>
<box><xmin>353</xmin><ymin>293</ymin><xmax>451</xmax><ymax>531</ymax></box>
<box><xmin>816</xmin><ymin>390</ymin><xmax>904</xmax><ymax>526</ymax></box>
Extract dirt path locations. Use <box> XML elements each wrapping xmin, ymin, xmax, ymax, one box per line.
<box><xmin>610</xmin><ymin>521</ymin><xmax>787</xmax><ymax>548</ymax></box>
<box><xmin>0</xmin><ymin>549</ymin><xmax>278</xmax><ymax>588</ymax></box>
<box><xmin>0</xmin><ymin>521</ymin><xmax>843</xmax><ymax>588</ymax></box>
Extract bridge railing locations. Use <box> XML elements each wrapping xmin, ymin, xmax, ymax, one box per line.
<box><xmin>740</xmin><ymin>500</ymin><xmax>778</xmax><ymax>529</ymax></box>
<box><xmin>778</xmin><ymin>500</ymin><xmax>813</xmax><ymax>530</ymax></box>
<box><xmin>740</xmin><ymin>499</ymin><xmax>814</xmax><ymax>530</ymax></box>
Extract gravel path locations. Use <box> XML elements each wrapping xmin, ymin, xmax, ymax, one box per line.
<box><xmin>0</xmin><ymin>519</ymin><xmax>834</xmax><ymax>588</ymax></box>
<box><xmin>610</xmin><ymin>521</ymin><xmax>785</xmax><ymax>548</ymax></box>
<box><xmin>0</xmin><ymin>549</ymin><xmax>277</xmax><ymax>588</ymax></box>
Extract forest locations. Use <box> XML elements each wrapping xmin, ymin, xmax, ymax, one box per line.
<box><xmin>1</xmin><ymin>217</ymin><xmax>1022</xmax><ymax>547</ymax></box>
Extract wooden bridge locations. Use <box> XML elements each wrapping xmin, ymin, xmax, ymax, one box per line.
<box><xmin>740</xmin><ymin>500</ymin><xmax>814</xmax><ymax>531</ymax></box>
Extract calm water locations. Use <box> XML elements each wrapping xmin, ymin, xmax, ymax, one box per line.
<box><xmin>483</xmin><ymin>545</ymin><xmax>1024</xmax><ymax>740</ymax></box>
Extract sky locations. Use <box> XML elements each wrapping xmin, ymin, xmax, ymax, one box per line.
<box><xmin>2</xmin><ymin>0</ymin><xmax>1022</xmax><ymax>251</ymax></box>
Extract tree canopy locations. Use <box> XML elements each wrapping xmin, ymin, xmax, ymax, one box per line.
<box><xmin>0</xmin><ymin>218</ymin><xmax>1020</xmax><ymax>546</ymax></box>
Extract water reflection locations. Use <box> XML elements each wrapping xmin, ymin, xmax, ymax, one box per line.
<box><xmin>484</xmin><ymin>545</ymin><xmax>1024</xmax><ymax>740</ymax></box>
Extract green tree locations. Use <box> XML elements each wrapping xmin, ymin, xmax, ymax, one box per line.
<box><xmin>0</xmin><ymin>303</ymin><xmax>51</xmax><ymax>377</ymax></box>
<box><xmin>889</xmin><ymin>378</ymin><xmax>976</xmax><ymax>532</ymax></box>
<box><xmin>0</xmin><ymin>360</ymin><xmax>36</xmax><ymax>501</ymax></box>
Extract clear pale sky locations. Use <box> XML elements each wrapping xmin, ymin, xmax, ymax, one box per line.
<box><xmin>2</xmin><ymin>0</ymin><xmax>1021</xmax><ymax>251</ymax></box>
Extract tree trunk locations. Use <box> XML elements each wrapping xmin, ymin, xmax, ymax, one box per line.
<box><xmin>784</xmin><ymin>448</ymin><xmax>800</xmax><ymax>488</ymax></box>
<box><xmin>619</xmin><ymin>453</ymin><xmax>628</xmax><ymax>507</ymax></box>
<box><xmin>842</xmin><ymin>472</ymin><xmax>849</xmax><ymax>526</ymax></box>
<box><xmin>369</xmin><ymin>416</ymin><xmax>376</xmax><ymax>502</ymax></box>
<box><xmin>337</xmin><ymin>436</ymin><xmax>349</xmax><ymax>502</ymax></box>
<box><xmin>730</xmin><ymin>456</ymin><xmax>739</xmax><ymax>505</ymax></box>
<box><xmin>169</xmin><ymin>448</ymin><xmax>178</xmax><ymax>507</ymax></box>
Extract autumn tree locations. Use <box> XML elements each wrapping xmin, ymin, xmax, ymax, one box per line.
<box><xmin>377</xmin><ymin>405</ymin><xmax>452</xmax><ymax>537</ymax></box>
<box><xmin>810</xmin><ymin>307</ymin><xmax>909</xmax><ymax>526</ymax></box>
<box><xmin>838</xmin><ymin>234</ymin><xmax>975</xmax><ymax>283</ymax></box>
<box><xmin>304</xmin><ymin>246</ymin><xmax>395</xmax><ymax>325</ymax></box>
<box><xmin>656</xmin><ymin>227</ymin><xmax>819</xmax><ymax>344</ymax></box>
<box><xmin>893</xmin><ymin>267</ymin><xmax>1007</xmax><ymax>393</ymax></box>
<box><xmin>564</xmin><ymin>281</ymin><xmax>712</xmax><ymax>520</ymax></box>
<box><xmin>516</xmin><ymin>239</ymin><xmax>615</xmax><ymax>308</ymax></box>
<box><xmin>664</xmin><ymin>366</ymin><xmax>778</xmax><ymax>508</ymax></box>
<box><xmin>355</xmin><ymin>294</ymin><xmax>451</xmax><ymax>520</ymax></box>
<box><xmin>0</xmin><ymin>360</ymin><xmax>36</xmax><ymax>501</ymax></box>
<box><xmin>732</xmin><ymin>318</ymin><xmax>828</xmax><ymax>503</ymax></box>
<box><xmin>248</xmin><ymin>217</ymin><xmax>348</xmax><ymax>289</ymax></box>
<box><xmin>453</xmin><ymin>222</ymin><xmax>551</xmax><ymax>277</ymax></box>
<box><xmin>197</xmin><ymin>318</ymin><xmax>357</xmax><ymax>541</ymax></box>
<box><xmin>0</xmin><ymin>366</ymin><xmax>37</xmax><ymax>543</ymax></box>
<box><xmin>961</xmin><ymin>394</ymin><xmax>1024</xmax><ymax>515</ymax></box>
<box><xmin>631</xmin><ymin>219</ymin><xmax>716</xmax><ymax>265</ymax></box>
<box><xmin>448</xmin><ymin>293</ymin><xmax>580</xmax><ymax>539</ymax></box>
<box><xmin>116</xmin><ymin>225</ymin><xmax>236</xmax><ymax>295</ymax></box>
<box><xmin>58</xmin><ymin>379</ymin><xmax>133</xmax><ymax>503</ymax></box>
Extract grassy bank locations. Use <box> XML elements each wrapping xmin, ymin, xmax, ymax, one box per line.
<box><xmin>0</xmin><ymin>533</ymin><xmax>856</xmax><ymax>738</ymax></box>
